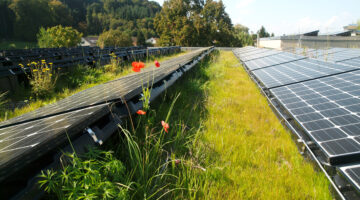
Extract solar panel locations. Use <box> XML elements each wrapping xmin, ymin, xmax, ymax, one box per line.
<box><xmin>244</xmin><ymin>52</ymin><xmax>306</xmax><ymax>71</ymax></box>
<box><xmin>270</xmin><ymin>70</ymin><xmax>360</xmax><ymax>164</ymax></box>
<box><xmin>239</xmin><ymin>50</ymin><xmax>281</xmax><ymax>62</ymax></box>
<box><xmin>234</xmin><ymin>48</ymin><xmax>272</xmax><ymax>60</ymax></box>
<box><xmin>252</xmin><ymin>59</ymin><xmax>358</xmax><ymax>89</ymax></box>
<box><xmin>0</xmin><ymin>48</ymin><xmax>207</xmax><ymax>128</ymax></box>
<box><xmin>340</xmin><ymin>58</ymin><xmax>360</xmax><ymax>67</ymax></box>
<box><xmin>0</xmin><ymin>103</ymin><xmax>111</xmax><ymax>182</ymax></box>
<box><xmin>339</xmin><ymin>164</ymin><xmax>360</xmax><ymax>192</ymax></box>
<box><xmin>233</xmin><ymin>46</ymin><xmax>257</xmax><ymax>54</ymax></box>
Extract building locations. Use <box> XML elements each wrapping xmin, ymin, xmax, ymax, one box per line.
<box><xmin>81</xmin><ymin>37</ymin><xmax>98</xmax><ymax>47</ymax></box>
<box><xmin>146</xmin><ymin>37</ymin><xmax>158</xmax><ymax>45</ymax></box>
<box><xmin>344</xmin><ymin>24</ymin><xmax>360</xmax><ymax>36</ymax></box>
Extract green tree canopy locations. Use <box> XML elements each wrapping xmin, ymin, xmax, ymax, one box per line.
<box><xmin>37</xmin><ymin>25</ymin><xmax>82</xmax><ymax>48</ymax></box>
<box><xmin>9</xmin><ymin>0</ymin><xmax>72</xmax><ymax>41</ymax></box>
<box><xmin>97</xmin><ymin>29</ymin><xmax>132</xmax><ymax>48</ymax></box>
<box><xmin>154</xmin><ymin>0</ymin><xmax>243</xmax><ymax>47</ymax></box>
<box><xmin>257</xmin><ymin>26</ymin><xmax>270</xmax><ymax>38</ymax></box>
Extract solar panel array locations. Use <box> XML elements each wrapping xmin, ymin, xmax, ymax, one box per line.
<box><xmin>0</xmin><ymin>46</ymin><xmax>181</xmax><ymax>78</ymax></box>
<box><xmin>233</xmin><ymin>46</ymin><xmax>360</xmax><ymax>195</ymax></box>
<box><xmin>0</xmin><ymin>47</ymin><xmax>212</xmax><ymax>185</ymax></box>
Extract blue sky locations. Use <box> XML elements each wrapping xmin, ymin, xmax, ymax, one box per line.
<box><xmin>152</xmin><ymin>0</ymin><xmax>360</xmax><ymax>36</ymax></box>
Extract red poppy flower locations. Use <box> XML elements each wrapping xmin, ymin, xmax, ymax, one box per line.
<box><xmin>132</xmin><ymin>67</ymin><xmax>141</xmax><ymax>72</ymax></box>
<box><xmin>138</xmin><ymin>62</ymin><xmax>145</xmax><ymax>68</ymax></box>
<box><xmin>136</xmin><ymin>110</ymin><xmax>146</xmax><ymax>115</ymax></box>
<box><xmin>161</xmin><ymin>120</ymin><xmax>169</xmax><ymax>133</ymax></box>
<box><xmin>155</xmin><ymin>60</ymin><xmax>160</xmax><ymax>68</ymax></box>
<box><xmin>132</xmin><ymin>62</ymin><xmax>138</xmax><ymax>68</ymax></box>
<box><xmin>132</xmin><ymin>62</ymin><xmax>142</xmax><ymax>72</ymax></box>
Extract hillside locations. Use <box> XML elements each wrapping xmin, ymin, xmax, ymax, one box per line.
<box><xmin>0</xmin><ymin>0</ymin><xmax>161</xmax><ymax>41</ymax></box>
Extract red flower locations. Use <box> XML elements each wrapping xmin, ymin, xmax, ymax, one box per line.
<box><xmin>136</xmin><ymin>110</ymin><xmax>146</xmax><ymax>115</ymax></box>
<box><xmin>155</xmin><ymin>60</ymin><xmax>160</xmax><ymax>68</ymax></box>
<box><xmin>138</xmin><ymin>62</ymin><xmax>145</xmax><ymax>68</ymax></box>
<box><xmin>131</xmin><ymin>61</ymin><xmax>145</xmax><ymax>72</ymax></box>
<box><xmin>161</xmin><ymin>120</ymin><xmax>169</xmax><ymax>133</ymax></box>
<box><xmin>132</xmin><ymin>62</ymin><xmax>139</xmax><ymax>68</ymax></box>
<box><xmin>132</xmin><ymin>67</ymin><xmax>141</xmax><ymax>72</ymax></box>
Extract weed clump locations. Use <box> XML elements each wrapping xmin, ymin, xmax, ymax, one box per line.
<box><xmin>21</xmin><ymin>61</ymin><xmax>58</xmax><ymax>99</ymax></box>
<box><xmin>39</xmin><ymin>150</ymin><xmax>129</xmax><ymax>199</ymax></box>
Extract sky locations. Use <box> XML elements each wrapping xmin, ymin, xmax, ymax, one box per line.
<box><xmin>151</xmin><ymin>0</ymin><xmax>360</xmax><ymax>36</ymax></box>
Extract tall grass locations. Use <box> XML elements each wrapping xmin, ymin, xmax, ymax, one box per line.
<box><xmin>39</xmin><ymin>51</ymin><xmax>332</xmax><ymax>199</ymax></box>
<box><xmin>193</xmin><ymin>51</ymin><xmax>332</xmax><ymax>199</ymax></box>
<box><xmin>39</xmin><ymin>51</ymin><xmax>215</xmax><ymax>199</ymax></box>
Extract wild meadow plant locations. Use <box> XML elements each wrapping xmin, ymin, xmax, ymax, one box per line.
<box><xmin>20</xmin><ymin>60</ymin><xmax>58</xmax><ymax>99</ymax></box>
<box><xmin>103</xmin><ymin>52</ymin><xmax>123</xmax><ymax>73</ymax></box>
<box><xmin>39</xmin><ymin>57</ymin><xmax>209</xmax><ymax>199</ymax></box>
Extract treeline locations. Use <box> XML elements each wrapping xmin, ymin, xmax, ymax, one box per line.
<box><xmin>154</xmin><ymin>0</ymin><xmax>253</xmax><ymax>47</ymax></box>
<box><xmin>0</xmin><ymin>0</ymin><xmax>161</xmax><ymax>41</ymax></box>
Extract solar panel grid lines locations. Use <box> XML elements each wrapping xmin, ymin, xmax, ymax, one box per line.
<box><xmin>232</xmin><ymin>46</ymin><xmax>256</xmax><ymax>54</ymax></box>
<box><xmin>0</xmin><ymin>103</ymin><xmax>111</xmax><ymax>182</ymax></box>
<box><xmin>252</xmin><ymin>58</ymin><xmax>359</xmax><ymax>89</ymax></box>
<box><xmin>234</xmin><ymin>48</ymin><xmax>271</xmax><ymax>59</ymax></box>
<box><xmin>270</xmin><ymin>71</ymin><xmax>360</xmax><ymax>164</ymax></box>
<box><xmin>244</xmin><ymin>52</ymin><xmax>306</xmax><ymax>71</ymax></box>
<box><xmin>234</xmin><ymin>49</ymin><xmax>278</xmax><ymax>62</ymax></box>
<box><xmin>239</xmin><ymin>50</ymin><xmax>282</xmax><ymax>62</ymax></box>
<box><xmin>0</xmin><ymin>48</ymin><xmax>209</xmax><ymax>129</ymax></box>
<box><xmin>0</xmin><ymin>46</ymin><xmax>181</xmax><ymax>78</ymax></box>
<box><xmin>0</xmin><ymin>47</ymin><xmax>213</xmax><ymax>185</ymax></box>
<box><xmin>234</xmin><ymin>46</ymin><xmax>360</xmax><ymax>195</ymax></box>
<box><xmin>339</xmin><ymin>164</ymin><xmax>360</xmax><ymax>192</ymax></box>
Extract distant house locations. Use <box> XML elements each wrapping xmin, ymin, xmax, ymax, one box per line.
<box><xmin>131</xmin><ymin>37</ymin><xmax>138</xmax><ymax>46</ymax></box>
<box><xmin>146</xmin><ymin>37</ymin><xmax>158</xmax><ymax>45</ymax></box>
<box><xmin>81</xmin><ymin>37</ymin><xmax>98</xmax><ymax>47</ymax></box>
<box><xmin>344</xmin><ymin>24</ymin><xmax>360</xmax><ymax>36</ymax></box>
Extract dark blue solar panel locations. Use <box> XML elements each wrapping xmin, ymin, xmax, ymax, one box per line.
<box><xmin>244</xmin><ymin>52</ymin><xmax>305</xmax><ymax>70</ymax></box>
<box><xmin>271</xmin><ymin>70</ymin><xmax>360</xmax><ymax>164</ymax></box>
<box><xmin>252</xmin><ymin>59</ymin><xmax>357</xmax><ymax>89</ymax></box>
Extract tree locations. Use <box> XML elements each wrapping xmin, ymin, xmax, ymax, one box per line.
<box><xmin>234</xmin><ymin>24</ymin><xmax>249</xmax><ymax>34</ymax></box>
<box><xmin>37</xmin><ymin>25</ymin><xmax>82</xmax><ymax>48</ymax></box>
<box><xmin>154</xmin><ymin>0</ymin><xmax>235</xmax><ymax>47</ymax></box>
<box><xmin>9</xmin><ymin>0</ymin><xmax>73</xmax><ymax>41</ymax></box>
<box><xmin>257</xmin><ymin>26</ymin><xmax>270</xmax><ymax>38</ymax></box>
<box><xmin>136</xmin><ymin>30</ymin><xmax>146</xmax><ymax>46</ymax></box>
<box><xmin>0</xmin><ymin>0</ymin><xmax>15</xmax><ymax>39</ymax></box>
<box><xmin>97</xmin><ymin>29</ymin><xmax>132</xmax><ymax>48</ymax></box>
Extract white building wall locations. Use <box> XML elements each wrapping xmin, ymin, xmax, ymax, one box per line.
<box><xmin>258</xmin><ymin>39</ymin><xmax>282</xmax><ymax>50</ymax></box>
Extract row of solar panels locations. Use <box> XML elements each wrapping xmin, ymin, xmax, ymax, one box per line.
<box><xmin>283</xmin><ymin>47</ymin><xmax>360</xmax><ymax>67</ymax></box>
<box><xmin>0</xmin><ymin>47</ymin><xmax>214</xmax><ymax>199</ymax></box>
<box><xmin>233</xmin><ymin>46</ymin><xmax>360</xmax><ymax>198</ymax></box>
<box><xmin>0</xmin><ymin>46</ymin><xmax>181</xmax><ymax>78</ymax></box>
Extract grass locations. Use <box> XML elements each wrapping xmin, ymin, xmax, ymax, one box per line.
<box><xmin>39</xmin><ymin>50</ymin><xmax>333</xmax><ymax>199</ymax></box>
<box><xmin>0</xmin><ymin>51</ymin><xmax>188</xmax><ymax>122</ymax></box>
<box><xmin>0</xmin><ymin>40</ymin><xmax>38</xmax><ymax>49</ymax></box>
<box><xmin>193</xmin><ymin>51</ymin><xmax>332</xmax><ymax>199</ymax></box>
